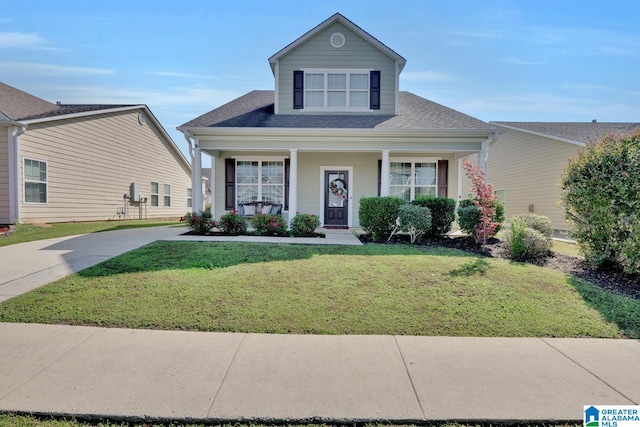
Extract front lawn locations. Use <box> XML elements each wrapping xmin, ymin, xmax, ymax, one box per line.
<box><xmin>0</xmin><ymin>242</ymin><xmax>637</xmax><ymax>338</ymax></box>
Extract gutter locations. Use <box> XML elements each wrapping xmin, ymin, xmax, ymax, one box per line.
<box><xmin>9</xmin><ymin>124</ymin><xmax>27</xmax><ymax>223</ymax></box>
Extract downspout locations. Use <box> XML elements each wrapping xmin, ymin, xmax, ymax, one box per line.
<box><xmin>9</xmin><ymin>124</ymin><xmax>26</xmax><ymax>223</ymax></box>
<box><xmin>182</xmin><ymin>130</ymin><xmax>203</xmax><ymax>213</ymax></box>
<box><xmin>480</xmin><ymin>131</ymin><xmax>499</xmax><ymax>183</ymax></box>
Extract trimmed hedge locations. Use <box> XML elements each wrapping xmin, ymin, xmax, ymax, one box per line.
<box><xmin>359</xmin><ymin>196</ymin><xmax>405</xmax><ymax>240</ymax></box>
<box><xmin>412</xmin><ymin>196</ymin><xmax>456</xmax><ymax>236</ymax></box>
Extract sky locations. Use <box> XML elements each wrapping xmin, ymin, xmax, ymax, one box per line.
<box><xmin>1</xmin><ymin>0</ymin><xmax>639</xmax><ymax>166</ymax></box>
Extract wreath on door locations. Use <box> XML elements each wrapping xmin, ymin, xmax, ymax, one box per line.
<box><xmin>329</xmin><ymin>178</ymin><xmax>348</xmax><ymax>200</ymax></box>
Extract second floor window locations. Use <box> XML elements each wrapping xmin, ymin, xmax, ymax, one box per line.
<box><xmin>303</xmin><ymin>69</ymin><xmax>371</xmax><ymax>111</ymax></box>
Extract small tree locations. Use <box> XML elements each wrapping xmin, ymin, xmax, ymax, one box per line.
<box><xmin>461</xmin><ymin>160</ymin><xmax>500</xmax><ymax>244</ymax></box>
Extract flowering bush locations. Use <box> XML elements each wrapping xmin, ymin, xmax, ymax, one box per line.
<box><xmin>251</xmin><ymin>213</ymin><xmax>287</xmax><ymax>236</ymax></box>
<box><xmin>180</xmin><ymin>211</ymin><xmax>215</xmax><ymax>235</ymax></box>
<box><xmin>218</xmin><ymin>210</ymin><xmax>247</xmax><ymax>235</ymax></box>
<box><xmin>290</xmin><ymin>213</ymin><xmax>320</xmax><ymax>237</ymax></box>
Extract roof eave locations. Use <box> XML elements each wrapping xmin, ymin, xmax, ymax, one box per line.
<box><xmin>268</xmin><ymin>13</ymin><xmax>407</xmax><ymax>74</ymax></box>
<box><xmin>491</xmin><ymin>122</ymin><xmax>587</xmax><ymax>147</ymax></box>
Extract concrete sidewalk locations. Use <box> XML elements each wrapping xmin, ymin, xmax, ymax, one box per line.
<box><xmin>0</xmin><ymin>226</ymin><xmax>361</xmax><ymax>302</ymax></box>
<box><xmin>0</xmin><ymin>323</ymin><xmax>638</xmax><ymax>423</ymax></box>
<box><xmin>1</xmin><ymin>226</ymin><xmax>638</xmax><ymax>423</ymax></box>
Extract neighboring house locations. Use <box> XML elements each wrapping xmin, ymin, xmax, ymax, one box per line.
<box><xmin>0</xmin><ymin>82</ymin><xmax>193</xmax><ymax>224</ymax></box>
<box><xmin>464</xmin><ymin>121</ymin><xmax>639</xmax><ymax>231</ymax></box>
<box><xmin>201</xmin><ymin>167</ymin><xmax>212</xmax><ymax>208</ymax></box>
<box><xmin>179</xmin><ymin>13</ymin><xmax>499</xmax><ymax>228</ymax></box>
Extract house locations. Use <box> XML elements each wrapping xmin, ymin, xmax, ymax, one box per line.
<box><xmin>179</xmin><ymin>13</ymin><xmax>499</xmax><ymax>228</ymax></box>
<box><xmin>0</xmin><ymin>82</ymin><xmax>193</xmax><ymax>224</ymax></box>
<box><xmin>468</xmin><ymin>121</ymin><xmax>639</xmax><ymax>232</ymax></box>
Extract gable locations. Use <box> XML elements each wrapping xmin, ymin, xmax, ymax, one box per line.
<box><xmin>273</xmin><ymin>18</ymin><xmax>402</xmax><ymax>116</ymax></box>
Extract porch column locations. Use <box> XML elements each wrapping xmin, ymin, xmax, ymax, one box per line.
<box><xmin>288</xmin><ymin>149</ymin><xmax>298</xmax><ymax>224</ymax></box>
<box><xmin>380</xmin><ymin>149</ymin><xmax>390</xmax><ymax>197</ymax></box>
<box><xmin>193</xmin><ymin>144</ymin><xmax>203</xmax><ymax>213</ymax></box>
<box><xmin>9</xmin><ymin>125</ymin><xmax>25</xmax><ymax>223</ymax></box>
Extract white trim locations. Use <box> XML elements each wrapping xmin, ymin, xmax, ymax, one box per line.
<box><xmin>319</xmin><ymin>166</ymin><xmax>354</xmax><ymax>228</ymax></box>
<box><xmin>234</xmin><ymin>158</ymin><xmax>287</xmax><ymax>208</ymax></box>
<box><xmin>268</xmin><ymin>13</ymin><xmax>406</xmax><ymax>73</ymax></box>
<box><xmin>274</xmin><ymin>60</ymin><xmax>280</xmax><ymax>114</ymax></box>
<box><xmin>491</xmin><ymin>122</ymin><xmax>587</xmax><ymax>147</ymax></box>
<box><xmin>301</xmin><ymin>68</ymin><xmax>373</xmax><ymax>112</ymax></box>
<box><xmin>389</xmin><ymin>158</ymin><xmax>440</xmax><ymax>201</ymax></box>
<box><xmin>22</xmin><ymin>156</ymin><xmax>48</xmax><ymax>204</ymax></box>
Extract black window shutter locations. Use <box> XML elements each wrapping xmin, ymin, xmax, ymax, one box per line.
<box><xmin>284</xmin><ymin>158</ymin><xmax>290</xmax><ymax>210</ymax></box>
<box><xmin>370</xmin><ymin>70</ymin><xmax>381</xmax><ymax>110</ymax></box>
<box><xmin>293</xmin><ymin>71</ymin><xmax>304</xmax><ymax>109</ymax></box>
<box><xmin>225</xmin><ymin>158</ymin><xmax>235</xmax><ymax>210</ymax></box>
<box><xmin>437</xmin><ymin>160</ymin><xmax>448</xmax><ymax>197</ymax></box>
<box><xmin>377</xmin><ymin>159</ymin><xmax>382</xmax><ymax>196</ymax></box>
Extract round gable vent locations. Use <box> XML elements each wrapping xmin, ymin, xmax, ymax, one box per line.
<box><xmin>330</xmin><ymin>32</ymin><xmax>345</xmax><ymax>48</ymax></box>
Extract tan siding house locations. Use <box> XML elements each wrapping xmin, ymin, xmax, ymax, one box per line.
<box><xmin>462</xmin><ymin>121</ymin><xmax>639</xmax><ymax>232</ymax></box>
<box><xmin>181</xmin><ymin>13</ymin><xmax>498</xmax><ymax>228</ymax></box>
<box><xmin>0</xmin><ymin>83</ymin><xmax>192</xmax><ymax>224</ymax></box>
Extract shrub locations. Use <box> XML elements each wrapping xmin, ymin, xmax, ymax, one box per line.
<box><xmin>511</xmin><ymin>214</ymin><xmax>553</xmax><ymax>238</ymax></box>
<box><xmin>181</xmin><ymin>211</ymin><xmax>214</xmax><ymax>235</ymax></box>
<box><xmin>412</xmin><ymin>196</ymin><xmax>456</xmax><ymax>236</ymax></box>
<box><xmin>359</xmin><ymin>196</ymin><xmax>405</xmax><ymax>241</ymax></box>
<box><xmin>290</xmin><ymin>213</ymin><xmax>320</xmax><ymax>237</ymax></box>
<box><xmin>561</xmin><ymin>129</ymin><xmax>640</xmax><ymax>274</ymax></box>
<box><xmin>218</xmin><ymin>210</ymin><xmax>247</xmax><ymax>235</ymax></box>
<box><xmin>251</xmin><ymin>213</ymin><xmax>287</xmax><ymax>236</ymax></box>
<box><xmin>502</xmin><ymin>215</ymin><xmax>553</xmax><ymax>260</ymax></box>
<box><xmin>457</xmin><ymin>198</ymin><xmax>505</xmax><ymax>237</ymax></box>
<box><xmin>391</xmin><ymin>204</ymin><xmax>432</xmax><ymax>244</ymax></box>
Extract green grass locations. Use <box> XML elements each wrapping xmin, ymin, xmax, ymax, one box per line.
<box><xmin>552</xmin><ymin>240</ymin><xmax>582</xmax><ymax>257</ymax></box>
<box><xmin>0</xmin><ymin>414</ymin><xmax>582</xmax><ymax>427</ymax></box>
<box><xmin>1</xmin><ymin>242</ymin><xmax>636</xmax><ymax>338</ymax></box>
<box><xmin>0</xmin><ymin>219</ymin><xmax>181</xmax><ymax>247</ymax></box>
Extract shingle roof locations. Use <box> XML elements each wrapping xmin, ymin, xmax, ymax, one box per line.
<box><xmin>0</xmin><ymin>82</ymin><xmax>137</xmax><ymax>121</ymax></box>
<box><xmin>0</xmin><ymin>82</ymin><xmax>59</xmax><ymax>121</ymax></box>
<box><xmin>179</xmin><ymin>90</ymin><xmax>497</xmax><ymax>131</ymax></box>
<box><xmin>493</xmin><ymin>121</ymin><xmax>640</xmax><ymax>144</ymax></box>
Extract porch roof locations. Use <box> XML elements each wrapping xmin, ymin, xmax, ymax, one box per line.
<box><xmin>178</xmin><ymin>90</ymin><xmax>499</xmax><ymax>132</ymax></box>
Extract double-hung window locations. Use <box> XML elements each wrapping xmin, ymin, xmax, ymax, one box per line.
<box><xmin>303</xmin><ymin>69</ymin><xmax>372</xmax><ymax>111</ymax></box>
<box><xmin>164</xmin><ymin>184</ymin><xmax>171</xmax><ymax>207</ymax></box>
<box><xmin>389</xmin><ymin>160</ymin><xmax>438</xmax><ymax>201</ymax></box>
<box><xmin>236</xmin><ymin>160</ymin><xmax>284</xmax><ymax>205</ymax></box>
<box><xmin>24</xmin><ymin>158</ymin><xmax>47</xmax><ymax>203</ymax></box>
<box><xmin>187</xmin><ymin>188</ymin><xmax>192</xmax><ymax>208</ymax></box>
<box><xmin>150</xmin><ymin>182</ymin><xmax>159</xmax><ymax>206</ymax></box>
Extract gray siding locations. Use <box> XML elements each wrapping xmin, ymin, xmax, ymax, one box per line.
<box><xmin>214</xmin><ymin>151</ymin><xmax>458</xmax><ymax>228</ymax></box>
<box><xmin>19</xmin><ymin>110</ymin><xmax>192</xmax><ymax>223</ymax></box>
<box><xmin>277</xmin><ymin>21</ymin><xmax>397</xmax><ymax>115</ymax></box>
<box><xmin>0</xmin><ymin>127</ymin><xmax>9</xmax><ymax>223</ymax></box>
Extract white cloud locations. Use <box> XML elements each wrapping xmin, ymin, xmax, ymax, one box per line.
<box><xmin>49</xmin><ymin>85</ymin><xmax>241</xmax><ymax>109</ymax></box>
<box><xmin>0</xmin><ymin>62</ymin><xmax>113</xmax><ymax>76</ymax></box>
<box><xmin>0</xmin><ymin>32</ymin><xmax>57</xmax><ymax>50</ymax></box>
<box><xmin>401</xmin><ymin>71</ymin><xmax>457</xmax><ymax>82</ymax></box>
